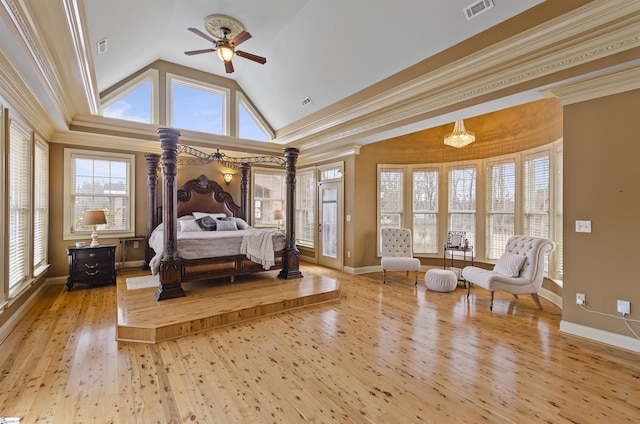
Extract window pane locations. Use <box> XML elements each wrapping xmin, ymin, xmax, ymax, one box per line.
<box><xmin>486</xmin><ymin>161</ymin><xmax>515</xmax><ymax>259</ymax></box>
<box><xmin>296</xmin><ymin>169</ymin><xmax>315</xmax><ymax>246</ymax></box>
<box><xmin>9</xmin><ymin>124</ymin><xmax>30</xmax><ymax>289</ymax></box>
<box><xmin>103</xmin><ymin>81</ymin><xmax>151</xmax><ymax>123</ymax></box>
<box><xmin>239</xmin><ymin>102</ymin><xmax>268</xmax><ymax>141</ymax></box>
<box><xmin>413</xmin><ymin>169</ymin><xmax>438</xmax><ymax>253</ymax></box>
<box><xmin>449</xmin><ymin>167</ymin><xmax>476</xmax><ymax>247</ymax></box>
<box><xmin>253</xmin><ymin>171</ymin><xmax>285</xmax><ymax>227</ymax></box>
<box><xmin>71</xmin><ymin>154</ymin><xmax>131</xmax><ymax>233</ymax></box>
<box><xmin>34</xmin><ymin>140</ymin><xmax>49</xmax><ymax>270</ymax></box>
<box><xmin>380</xmin><ymin>169</ymin><xmax>403</xmax><ymax>227</ymax></box>
<box><xmin>171</xmin><ymin>82</ymin><xmax>223</xmax><ymax>134</ymax></box>
<box><xmin>524</xmin><ymin>154</ymin><xmax>549</xmax><ymax>238</ymax></box>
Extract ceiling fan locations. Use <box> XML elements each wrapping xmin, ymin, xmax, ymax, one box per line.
<box><xmin>184</xmin><ymin>19</ymin><xmax>266</xmax><ymax>74</ymax></box>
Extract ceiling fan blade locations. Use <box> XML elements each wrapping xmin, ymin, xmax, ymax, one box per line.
<box><xmin>236</xmin><ymin>50</ymin><xmax>267</xmax><ymax>65</ymax></box>
<box><xmin>230</xmin><ymin>31</ymin><xmax>252</xmax><ymax>47</ymax></box>
<box><xmin>184</xmin><ymin>48</ymin><xmax>216</xmax><ymax>56</ymax></box>
<box><xmin>225</xmin><ymin>60</ymin><xmax>234</xmax><ymax>74</ymax></box>
<box><xmin>187</xmin><ymin>27</ymin><xmax>218</xmax><ymax>45</ymax></box>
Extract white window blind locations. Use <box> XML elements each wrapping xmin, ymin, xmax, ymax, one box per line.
<box><xmin>8</xmin><ymin>124</ymin><xmax>31</xmax><ymax>290</ymax></box>
<box><xmin>448</xmin><ymin>167</ymin><xmax>476</xmax><ymax>247</ymax></box>
<box><xmin>412</xmin><ymin>169</ymin><xmax>438</xmax><ymax>253</ymax></box>
<box><xmin>524</xmin><ymin>154</ymin><xmax>549</xmax><ymax>239</ymax></box>
<box><xmin>34</xmin><ymin>140</ymin><xmax>48</xmax><ymax>271</ymax></box>
<box><xmin>70</xmin><ymin>152</ymin><xmax>132</xmax><ymax>234</ymax></box>
<box><xmin>253</xmin><ymin>170</ymin><xmax>285</xmax><ymax>227</ymax></box>
<box><xmin>554</xmin><ymin>146</ymin><xmax>563</xmax><ymax>278</ymax></box>
<box><xmin>486</xmin><ymin>161</ymin><xmax>515</xmax><ymax>259</ymax></box>
<box><xmin>296</xmin><ymin>169</ymin><xmax>315</xmax><ymax>246</ymax></box>
<box><xmin>379</xmin><ymin>168</ymin><xmax>403</xmax><ymax>229</ymax></box>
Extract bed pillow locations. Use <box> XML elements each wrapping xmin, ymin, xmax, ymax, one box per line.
<box><xmin>196</xmin><ymin>216</ymin><xmax>217</xmax><ymax>231</ymax></box>
<box><xmin>493</xmin><ymin>251</ymin><xmax>527</xmax><ymax>277</ymax></box>
<box><xmin>179</xmin><ymin>219</ymin><xmax>203</xmax><ymax>232</ymax></box>
<box><xmin>216</xmin><ymin>217</ymin><xmax>238</xmax><ymax>231</ymax></box>
<box><xmin>234</xmin><ymin>217</ymin><xmax>250</xmax><ymax>230</ymax></box>
<box><xmin>192</xmin><ymin>212</ymin><xmax>228</xmax><ymax>220</ymax></box>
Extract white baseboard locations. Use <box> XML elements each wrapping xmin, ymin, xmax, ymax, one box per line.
<box><xmin>0</xmin><ymin>279</ymin><xmax>49</xmax><ymax>344</ymax></box>
<box><xmin>539</xmin><ymin>287</ymin><xmax>562</xmax><ymax>309</ymax></box>
<box><xmin>560</xmin><ymin>320</ymin><xmax>640</xmax><ymax>353</ymax></box>
<box><xmin>48</xmin><ymin>276</ymin><xmax>68</xmax><ymax>285</ymax></box>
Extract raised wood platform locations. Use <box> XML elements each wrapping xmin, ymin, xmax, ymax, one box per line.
<box><xmin>116</xmin><ymin>269</ymin><xmax>340</xmax><ymax>343</ymax></box>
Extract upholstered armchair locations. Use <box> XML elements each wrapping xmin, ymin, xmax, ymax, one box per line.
<box><xmin>380</xmin><ymin>228</ymin><xmax>421</xmax><ymax>286</ymax></box>
<box><xmin>462</xmin><ymin>235</ymin><xmax>555</xmax><ymax>310</ymax></box>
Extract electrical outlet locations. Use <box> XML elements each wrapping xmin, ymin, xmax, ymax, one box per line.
<box><xmin>576</xmin><ymin>293</ymin><xmax>585</xmax><ymax>305</ymax></box>
<box><xmin>617</xmin><ymin>300</ymin><xmax>630</xmax><ymax>315</ymax></box>
<box><xmin>133</xmin><ymin>241</ymin><xmax>139</xmax><ymax>249</ymax></box>
<box><xmin>575</xmin><ymin>220</ymin><xmax>592</xmax><ymax>233</ymax></box>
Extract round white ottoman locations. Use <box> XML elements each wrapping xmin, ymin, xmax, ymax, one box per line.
<box><xmin>425</xmin><ymin>269</ymin><xmax>457</xmax><ymax>292</ymax></box>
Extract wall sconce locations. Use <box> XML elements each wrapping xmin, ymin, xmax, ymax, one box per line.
<box><xmin>223</xmin><ymin>173</ymin><xmax>233</xmax><ymax>184</ymax></box>
<box><xmin>82</xmin><ymin>209</ymin><xmax>107</xmax><ymax>246</ymax></box>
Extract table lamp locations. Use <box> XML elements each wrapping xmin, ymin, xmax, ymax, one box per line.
<box><xmin>83</xmin><ymin>209</ymin><xmax>107</xmax><ymax>246</ymax></box>
<box><xmin>274</xmin><ymin>209</ymin><xmax>285</xmax><ymax>232</ymax></box>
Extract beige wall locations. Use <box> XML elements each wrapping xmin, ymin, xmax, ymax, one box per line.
<box><xmin>351</xmin><ymin>98</ymin><xmax>563</xmax><ymax>270</ymax></box>
<box><xmin>562</xmin><ymin>88</ymin><xmax>640</xmax><ymax>334</ymax></box>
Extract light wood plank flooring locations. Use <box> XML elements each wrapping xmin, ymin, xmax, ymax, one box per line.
<box><xmin>0</xmin><ymin>264</ymin><xmax>639</xmax><ymax>423</ymax></box>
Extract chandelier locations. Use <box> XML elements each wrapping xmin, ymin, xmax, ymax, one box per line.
<box><xmin>444</xmin><ymin>119</ymin><xmax>475</xmax><ymax>148</ymax></box>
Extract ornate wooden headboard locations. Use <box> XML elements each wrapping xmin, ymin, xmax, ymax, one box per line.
<box><xmin>176</xmin><ymin>174</ymin><xmax>241</xmax><ymax>218</ymax></box>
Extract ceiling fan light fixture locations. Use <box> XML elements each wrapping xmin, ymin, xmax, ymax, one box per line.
<box><xmin>217</xmin><ymin>45</ymin><xmax>234</xmax><ymax>62</ymax></box>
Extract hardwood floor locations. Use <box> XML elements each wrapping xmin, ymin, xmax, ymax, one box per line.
<box><xmin>1</xmin><ymin>264</ymin><xmax>639</xmax><ymax>423</ymax></box>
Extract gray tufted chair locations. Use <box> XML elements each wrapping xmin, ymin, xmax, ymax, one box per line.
<box><xmin>380</xmin><ymin>228</ymin><xmax>421</xmax><ymax>285</ymax></box>
<box><xmin>462</xmin><ymin>235</ymin><xmax>555</xmax><ymax>310</ymax></box>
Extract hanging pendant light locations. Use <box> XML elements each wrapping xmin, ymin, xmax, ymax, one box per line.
<box><xmin>444</xmin><ymin>119</ymin><xmax>475</xmax><ymax>148</ymax></box>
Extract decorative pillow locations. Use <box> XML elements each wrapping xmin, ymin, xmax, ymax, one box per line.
<box><xmin>234</xmin><ymin>217</ymin><xmax>250</xmax><ymax>230</ymax></box>
<box><xmin>192</xmin><ymin>212</ymin><xmax>228</xmax><ymax>220</ymax></box>
<box><xmin>493</xmin><ymin>251</ymin><xmax>527</xmax><ymax>277</ymax></box>
<box><xmin>179</xmin><ymin>219</ymin><xmax>203</xmax><ymax>232</ymax></box>
<box><xmin>216</xmin><ymin>218</ymin><xmax>238</xmax><ymax>231</ymax></box>
<box><xmin>196</xmin><ymin>216</ymin><xmax>217</xmax><ymax>231</ymax></box>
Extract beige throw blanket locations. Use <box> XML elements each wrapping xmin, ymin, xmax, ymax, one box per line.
<box><xmin>241</xmin><ymin>229</ymin><xmax>281</xmax><ymax>270</ymax></box>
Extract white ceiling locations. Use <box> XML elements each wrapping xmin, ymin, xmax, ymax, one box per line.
<box><xmin>85</xmin><ymin>0</ymin><xmax>543</xmax><ymax>131</ymax></box>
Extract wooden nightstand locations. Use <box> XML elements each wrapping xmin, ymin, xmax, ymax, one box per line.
<box><xmin>66</xmin><ymin>244</ymin><xmax>117</xmax><ymax>290</ymax></box>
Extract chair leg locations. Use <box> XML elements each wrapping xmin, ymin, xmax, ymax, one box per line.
<box><xmin>531</xmin><ymin>293</ymin><xmax>543</xmax><ymax>309</ymax></box>
<box><xmin>490</xmin><ymin>292</ymin><xmax>494</xmax><ymax>311</ymax></box>
<box><xmin>512</xmin><ymin>294</ymin><xmax>519</xmax><ymax>299</ymax></box>
<box><xmin>383</xmin><ymin>270</ymin><xmax>386</xmax><ymax>284</ymax></box>
<box><xmin>414</xmin><ymin>271</ymin><xmax>418</xmax><ymax>287</ymax></box>
<box><xmin>466</xmin><ymin>283</ymin><xmax>471</xmax><ymax>299</ymax></box>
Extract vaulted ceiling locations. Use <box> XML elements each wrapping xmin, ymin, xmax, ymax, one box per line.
<box><xmin>1</xmin><ymin>0</ymin><xmax>639</xmax><ymax>158</ymax></box>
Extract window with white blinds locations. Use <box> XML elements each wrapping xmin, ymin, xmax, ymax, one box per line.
<box><xmin>253</xmin><ymin>169</ymin><xmax>285</xmax><ymax>227</ymax></box>
<box><xmin>296</xmin><ymin>168</ymin><xmax>316</xmax><ymax>246</ymax></box>
<box><xmin>412</xmin><ymin>169</ymin><xmax>438</xmax><ymax>253</ymax></box>
<box><xmin>448</xmin><ymin>167</ymin><xmax>476</xmax><ymax>247</ymax></box>
<box><xmin>524</xmin><ymin>153</ymin><xmax>549</xmax><ymax>239</ymax></box>
<box><xmin>64</xmin><ymin>149</ymin><xmax>135</xmax><ymax>238</ymax></box>
<box><xmin>34</xmin><ymin>140</ymin><xmax>49</xmax><ymax>272</ymax></box>
<box><xmin>486</xmin><ymin>160</ymin><xmax>516</xmax><ymax>260</ymax></box>
<box><xmin>379</xmin><ymin>168</ymin><xmax>403</xmax><ymax>229</ymax></box>
<box><xmin>554</xmin><ymin>146</ymin><xmax>563</xmax><ymax>278</ymax></box>
<box><xmin>8</xmin><ymin>123</ymin><xmax>31</xmax><ymax>290</ymax></box>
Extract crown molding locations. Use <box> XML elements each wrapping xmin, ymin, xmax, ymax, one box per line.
<box><xmin>541</xmin><ymin>62</ymin><xmax>640</xmax><ymax>104</ymax></box>
<box><xmin>274</xmin><ymin>0</ymin><xmax>640</xmax><ymax>152</ymax></box>
<box><xmin>296</xmin><ymin>143</ymin><xmax>362</xmax><ymax>166</ymax></box>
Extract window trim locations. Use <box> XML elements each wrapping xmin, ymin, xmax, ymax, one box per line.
<box><xmin>166</xmin><ymin>73</ymin><xmax>230</xmax><ymax>136</ymax></box>
<box><xmin>100</xmin><ymin>68</ymin><xmax>159</xmax><ymax>124</ymax></box>
<box><xmin>63</xmin><ymin>148</ymin><xmax>136</xmax><ymax>240</ymax></box>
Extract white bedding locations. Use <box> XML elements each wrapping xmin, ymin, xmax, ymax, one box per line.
<box><xmin>148</xmin><ymin>222</ymin><xmax>286</xmax><ymax>274</ymax></box>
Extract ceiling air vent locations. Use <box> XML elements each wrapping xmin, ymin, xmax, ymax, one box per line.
<box><xmin>299</xmin><ymin>96</ymin><xmax>313</xmax><ymax>107</ymax></box>
<box><xmin>463</xmin><ymin>0</ymin><xmax>494</xmax><ymax>21</ymax></box>
<box><xmin>97</xmin><ymin>39</ymin><xmax>108</xmax><ymax>54</ymax></box>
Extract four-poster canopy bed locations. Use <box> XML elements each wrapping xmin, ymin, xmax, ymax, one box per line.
<box><xmin>145</xmin><ymin>127</ymin><xmax>302</xmax><ymax>301</ymax></box>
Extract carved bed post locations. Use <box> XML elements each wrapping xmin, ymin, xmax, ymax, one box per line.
<box><xmin>279</xmin><ymin>147</ymin><xmax>303</xmax><ymax>280</ymax></box>
<box><xmin>144</xmin><ymin>153</ymin><xmax>160</xmax><ymax>269</ymax></box>
<box><xmin>240</xmin><ymin>162</ymin><xmax>250</xmax><ymax>221</ymax></box>
<box><xmin>156</xmin><ymin>127</ymin><xmax>185</xmax><ymax>300</ymax></box>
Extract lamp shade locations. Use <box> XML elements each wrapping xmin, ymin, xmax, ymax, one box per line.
<box><xmin>217</xmin><ymin>45</ymin><xmax>234</xmax><ymax>62</ymax></box>
<box><xmin>274</xmin><ymin>210</ymin><xmax>285</xmax><ymax>221</ymax></box>
<box><xmin>83</xmin><ymin>209</ymin><xmax>106</xmax><ymax>226</ymax></box>
<box><xmin>223</xmin><ymin>173</ymin><xmax>233</xmax><ymax>183</ymax></box>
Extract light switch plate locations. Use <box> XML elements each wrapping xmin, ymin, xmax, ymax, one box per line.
<box><xmin>576</xmin><ymin>220</ymin><xmax>591</xmax><ymax>233</ymax></box>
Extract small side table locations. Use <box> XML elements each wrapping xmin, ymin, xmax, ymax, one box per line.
<box><xmin>443</xmin><ymin>244</ymin><xmax>474</xmax><ymax>285</ymax></box>
<box><xmin>119</xmin><ymin>236</ymin><xmax>145</xmax><ymax>268</ymax></box>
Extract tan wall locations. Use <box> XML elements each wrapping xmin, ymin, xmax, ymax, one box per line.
<box><xmin>562</xmin><ymin>88</ymin><xmax>640</xmax><ymax>334</ymax></box>
<box><xmin>352</xmin><ymin>98</ymin><xmax>563</xmax><ymax>270</ymax></box>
